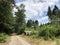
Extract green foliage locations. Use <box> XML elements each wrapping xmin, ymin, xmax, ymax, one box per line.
<box><xmin>35</xmin><ymin>20</ymin><xmax>38</xmax><ymax>26</ymax></box>
<box><xmin>31</xmin><ymin>31</ymin><xmax>38</xmax><ymax>38</ymax></box>
<box><xmin>15</xmin><ymin>4</ymin><xmax>26</xmax><ymax>34</ymax></box>
<box><xmin>34</xmin><ymin>20</ymin><xmax>38</xmax><ymax>30</ymax></box>
<box><xmin>38</xmin><ymin>25</ymin><xmax>60</xmax><ymax>40</ymax></box>
<box><xmin>26</xmin><ymin>20</ymin><xmax>38</xmax><ymax>30</ymax></box>
<box><xmin>16</xmin><ymin>26</ymin><xmax>25</xmax><ymax>34</ymax></box>
<box><xmin>47</xmin><ymin>6</ymin><xmax>52</xmax><ymax>19</ymax></box>
<box><xmin>0</xmin><ymin>0</ymin><xmax>15</xmax><ymax>34</ymax></box>
<box><xmin>0</xmin><ymin>33</ymin><xmax>8</xmax><ymax>42</ymax></box>
<box><xmin>26</xmin><ymin>25</ymin><xmax>60</xmax><ymax>40</ymax></box>
<box><xmin>52</xmin><ymin>5</ymin><xmax>59</xmax><ymax>15</ymax></box>
<box><xmin>25</xmin><ymin>27</ymin><xmax>34</xmax><ymax>31</ymax></box>
<box><xmin>25</xmin><ymin>27</ymin><xmax>39</xmax><ymax>38</ymax></box>
<box><xmin>47</xmin><ymin>5</ymin><xmax>60</xmax><ymax>25</ymax></box>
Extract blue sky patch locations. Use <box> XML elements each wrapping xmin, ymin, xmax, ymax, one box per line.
<box><xmin>14</xmin><ymin>0</ymin><xmax>60</xmax><ymax>25</ymax></box>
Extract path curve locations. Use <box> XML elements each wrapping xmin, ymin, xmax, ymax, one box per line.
<box><xmin>9</xmin><ymin>36</ymin><xmax>31</xmax><ymax>45</ymax></box>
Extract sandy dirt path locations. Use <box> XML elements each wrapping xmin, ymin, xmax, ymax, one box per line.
<box><xmin>9</xmin><ymin>36</ymin><xmax>31</xmax><ymax>45</ymax></box>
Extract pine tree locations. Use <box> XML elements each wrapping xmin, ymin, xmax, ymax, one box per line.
<box><xmin>47</xmin><ymin>5</ymin><xmax>60</xmax><ymax>25</ymax></box>
<box><xmin>52</xmin><ymin>5</ymin><xmax>59</xmax><ymax>15</ymax></box>
<box><xmin>47</xmin><ymin>6</ymin><xmax>52</xmax><ymax>19</ymax></box>
<box><xmin>35</xmin><ymin>20</ymin><xmax>38</xmax><ymax>26</ymax></box>
<box><xmin>27</xmin><ymin>20</ymin><xmax>33</xmax><ymax>27</ymax></box>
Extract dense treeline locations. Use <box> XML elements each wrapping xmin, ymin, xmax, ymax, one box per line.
<box><xmin>26</xmin><ymin>20</ymin><xmax>38</xmax><ymax>30</ymax></box>
<box><xmin>0</xmin><ymin>0</ymin><xmax>15</xmax><ymax>34</ymax></box>
<box><xmin>0</xmin><ymin>0</ymin><xmax>26</xmax><ymax>42</ymax></box>
<box><xmin>0</xmin><ymin>0</ymin><xmax>15</xmax><ymax>42</ymax></box>
<box><xmin>0</xmin><ymin>0</ymin><xmax>26</xmax><ymax>34</ymax></box>
<box><xmin>47</xmin><ymin>5</ymin><xmax>60</xmax><ymax>25</ymax></box>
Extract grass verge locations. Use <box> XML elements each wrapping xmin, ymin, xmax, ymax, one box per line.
<box><xmin>20</xmin><ymin>35</ymin><xmax>60</xmax><ymax>45</ymax></box>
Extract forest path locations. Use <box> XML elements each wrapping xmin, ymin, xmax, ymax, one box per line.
<box><xmin>9</xmin><ymin>36</ymin><xmax>31</xmax><ymax>45</ymax></box>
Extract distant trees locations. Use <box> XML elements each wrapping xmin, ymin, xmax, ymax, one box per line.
<box><xmin>38</xmin><ymin>6</ymin><xmax>60</xmax><ymax>40</ymax></box>
<box><xmin>34</xmin><ymin>20</ymin><xmax>38</xmax><ymax>30</ymax></box>
<box><xmin>27</xmin><ymin>20</ymin><xmax>33</xmax><ymax>27</ymax></box>
<box><xmin>47</xmin><ymin>6</ymin><xmax>52</xmax><ymax>19</ymax></box>
<box><xmin>48</xmin><ymin>5</ymin><xmax>59</xmax><ymax>18</ymax></box>
<box><xmin>47</xmin><ymin>5</ymin><xmax>60</xmax><ymax>25</ymax></box>
<box><xmin>26</xmin><ymin>20</ymin><xmax>38</xmax><ymax>30</ymax></box>
<box><xmin>35</xmin><ymin>20</ymin><xmax>38</xmax><ymax>26</ymax></box>
<box><xmin>52</xmin><ymin>5</ymin><xmax>59</xmax><ymax>15</ymax></box>
<box><xmin>15</xmin><ymin>4</ymin><xmax>26</xmax><ymax>34</ymax></box>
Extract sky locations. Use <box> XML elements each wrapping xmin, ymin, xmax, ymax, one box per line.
<box><xmin>14</xmin><ymin>0</ymin><xmax>60</xmax><ymax>25</ymax></box>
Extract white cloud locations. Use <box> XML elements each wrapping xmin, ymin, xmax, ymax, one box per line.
<box><xmin>15</xmin><ymin>0</ymin><xmax>60</xmax><ymax>25</ymax></box>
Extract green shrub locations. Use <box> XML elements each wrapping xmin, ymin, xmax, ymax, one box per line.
<box><xmin>26</xmin><ymin>25</ymin><xmax>60</xmax><ymax>40</ymax></box>
<box><xmin>17</xmin><ymin>26</ymin><xmax>25</xmax><ymax>34</ymax></box>
<box><xmin>30</xmin><ymin>31</ymin><xmax>38</xmax><ymax>38</ymax></box>
<box><xmin>39</xmin><ymin>26</ymin><xmax>50</xmax><ymax>40</ymax></box>
<box><xmin>38</xmin><ymin>25</ymin><xmax>60</xmax><ymax>40</ymax></box>
<box><xmin>0</xmin><ymin>33</ymin><xmax>8</xmax><ymax>42</ymax></box>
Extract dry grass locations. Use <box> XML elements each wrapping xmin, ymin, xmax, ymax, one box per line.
<box><xmin>20</xmin><ymin>35</ymin><xmax>60</xmax><ymax>45</ymax></box>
